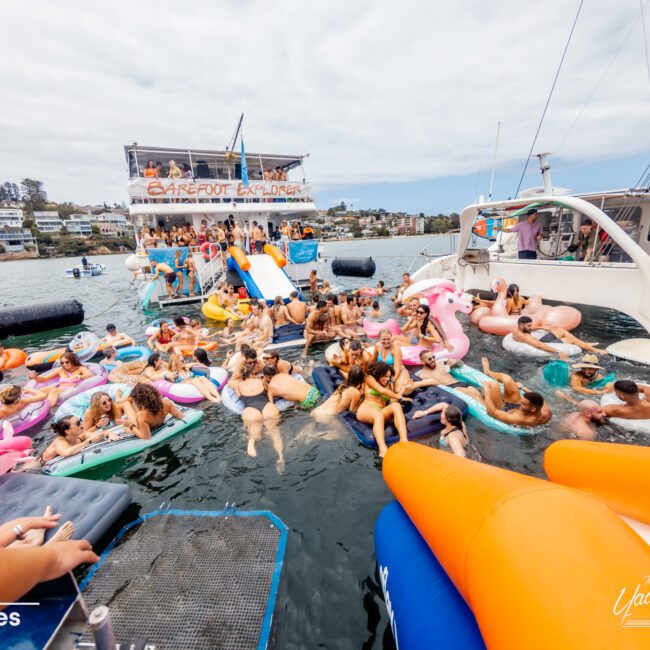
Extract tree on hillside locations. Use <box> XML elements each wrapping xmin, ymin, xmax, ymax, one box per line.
<box><xmin>20</xmin><ymin>179</ymin><xmax>48</xmax><ymax>213</ymax></box>
<box><xmin>57</xmin><ymin>203</ymin><xmax>76</xmax><ymax>220</ymax></box>
<box><xmin>0</xmin><ymin>182</ymin><xmax>21</xmax><ymax>203</ymax></box>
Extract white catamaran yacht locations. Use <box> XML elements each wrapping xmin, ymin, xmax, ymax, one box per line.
<box><xmin>412</xmin><ymin>154</ymin><xmax>650</xmax><ymax>360</ymax></box>
<box><xmin>123</xmin><ymin>143</ymin><xmax>320</xmax><ymax>308</ymax></box>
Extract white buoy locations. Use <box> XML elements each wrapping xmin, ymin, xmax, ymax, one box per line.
<box><xmin>606</xmin><ymin>338</ymin><xmax>650</xmax><ymax>365</ymax></box>
<box><xmin>124</xmin><ymin>254</ymin><xmax>141</xmax><ymax>272</ymax></box>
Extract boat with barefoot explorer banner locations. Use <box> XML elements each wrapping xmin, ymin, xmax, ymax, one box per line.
<box><xmin>410</xmin><ymin>153</ymin><xmax>650</xmax><ymax>363</ymax></box>
<box><xmin>122</xmin><ymin>125</ymin><xmax>323</xmax><ymax>310</ymax></box>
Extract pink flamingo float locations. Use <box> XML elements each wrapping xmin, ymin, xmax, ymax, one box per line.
<box><xmin>471</xmin><ymin>277</ymin><xmax>581</xmax><ymax>336</ymax></box>
<box><xmin>400</xmin><ymin>285</ymin><xmax>473</xmax><ymax>365</ymax></box>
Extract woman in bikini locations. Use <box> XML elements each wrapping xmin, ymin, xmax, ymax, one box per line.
<box><xmin>227</xmin><ymin>365</ymin><xmax>283</xmax><ymax>465</ymax></box>
<box><xmin>147</xmin><ymin>321</ymin><xmax>175</xmax><ymax>353</ymax></box>
<box><xmin>173</xmin><ymin>250</ymin><xmax>185</xmax><ymax>297</ymax></box>
<box><xmin>167</xmin><ymin>354</ymin><xmax>222</xmax><ymax>403</ymax></box>
<box><xmin>83</xmin><ymin>390</ymin><xmax>137</xmax><ymax>433</ymax></box>
<box><xmin>185</xmin><ymin>254</ymin><xmax>197</xmax><ymax>296</ymax></box>
<box><xmin>128</xmin><ymin>383</ymin><xmax>185</xmax><ymax>440</ymax></box>
<box><xmin>506</xmin><ymin>283</ymin><xmax>528</xmax><ymax>315</ymax></box>
<box><xmin>0</xmin><ymin>385</ymin><xmax>47</xmax><ymax>419</ymax></box>
<box><xmin>312</xmin><ymin>364</ymin><xmax>364</xmax><ymax>419</ymax></box>
<box><xmin>413</xmin><ymin>403</ymin><xmax>468</xmax><ymax>457</ymax></box>
<box><xmin>356</xmin><ymin>361</ymin><xmax>411</xmax><ymax>458</ymax></box>
<box><xmin>41</xmin><ymin>414</ymin><xmax>122</xmax><ymax>463</ymax></box>
<box><xmin>27</xmin><ymin>352</ymin><xmax>93</xmax><ymax>407</ymax></box>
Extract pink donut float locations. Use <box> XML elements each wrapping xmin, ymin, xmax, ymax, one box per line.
<box><xmin>475</xmin><ymin>277</ymin><xmax>581</xmax><ymax>336</ymax></box>
<box><xmin>24</xmin><ymin>363</ymin><xmax>108</xmax><ymax>406</ymax></box>
<box><xmin>362</xmin><ymin>318</ymin><xmax>401</xmax><ymax>338</ymax></box>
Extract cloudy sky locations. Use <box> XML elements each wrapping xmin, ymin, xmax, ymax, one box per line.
<box><xmin>1</xmin><ymin>0</ymin><xmax>648</xmax><ymax>212</ymax></box>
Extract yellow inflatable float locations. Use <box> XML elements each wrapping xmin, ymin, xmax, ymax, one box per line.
<box><xmin>201</xmin><ymin>295</ymin><xmax>250</xmax><ymax>322</ymax></box>
<box><xmin>383</xmin><ymin>442</ymin><xmax>650</xmax><ymax>649</ymax></box>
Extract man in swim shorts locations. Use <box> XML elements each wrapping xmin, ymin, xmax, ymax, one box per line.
<box><xmin>512</xmin><ymin>316</ymin><xmax>605</xmax><ymax>359</ymax></box>
<box><xmin>150</xmin><ymin>260</ymin><xmax>178</xmax><ymax>300</ymax></box>
<box><xmin>262</xmin><ymin>365</ymin><xmax>321</xmax><ymax>410</ymax></box>
<box><xmin>602</xmin><ymin>380</ymin><xmax>650</xmax><ymax>420</ymax></box>
<box><xmin>415</xmin><ymin>351</ymin><xmax>483</xmax><ymax>402</ymax></box>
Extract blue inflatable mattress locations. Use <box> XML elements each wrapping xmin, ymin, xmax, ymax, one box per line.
<box><xmin>272</xmin><ymin>322</ymin><xmax>305</xmax><ymax>343</ymax></box>
<box><xmin>312</xmin><ymin>365</ymin><xmax>468</xmax><ymax>448</ymax></box>
<box><xmin>0</xmin><ymin>473</ymin><xmax>131</xmax><ymax>545</ymax></box>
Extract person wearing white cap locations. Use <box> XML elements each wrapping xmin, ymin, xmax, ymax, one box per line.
<box><xmin>569</xmin><ymin>354</ymin><xmax>612</xmax><ymax>395</ymax></box>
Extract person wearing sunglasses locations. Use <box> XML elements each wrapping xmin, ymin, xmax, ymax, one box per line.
<box><xmin>83</xmin><ymin>390</ymin><xmax>136</xmax><ymax>434</ymax></box>
<box><xmin>262</xmin><ymin>350</ymin><xmax>303</xmax><ymax>376</ymax></box>
<box><xmin>41</xmin><ymin>414</ymin><xmax>121</xmax><ymax>463</ymax></box>
<box><xmin>415</xmin><ymin>350</ymin><xmax>483</xmax><ymax>402</ymax></box>
<box><xmin>27</xmin><ymin>352</ymin><xmax>93</xmax><ymax>407</ymax></box>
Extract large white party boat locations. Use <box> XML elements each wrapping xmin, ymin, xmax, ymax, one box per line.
<box><xmin>123</xmin><ymin>142</ymin><xmax>320</xmax><ymax>308</ymax></box>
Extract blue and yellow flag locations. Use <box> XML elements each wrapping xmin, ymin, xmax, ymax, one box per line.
<box><xmin>240</xmin><ymin>136</ymin><xmax>249</xmax><ymax>186</ymax></box>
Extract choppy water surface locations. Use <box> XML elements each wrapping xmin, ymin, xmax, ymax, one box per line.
<box><xmin>1</xmin><ymin>236</ymin><xmax>648</xmax><ymax>649</ymax></box>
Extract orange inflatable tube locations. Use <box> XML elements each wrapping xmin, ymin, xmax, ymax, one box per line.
<box><xmin>545</xmin><ymin>439</ymin><xmax>650</xmax><ymax>525</ymax></box>
<box><xmin>384</xmin><ymin>442</ymin><xmax>650</xmax><ymax>650</ymax></box>
<box><xmin>0</xmin><ymin>348</ymin><xmax>27</xmax><ymax>370</ymax></box>
<box><xmin>178</xmin><ymin>341</ymin><xmax>217</xmax><ymax>356</ymax></box>
<box><xmin>263</xmin><ymin>243</ymin><xmax>287</xmax><ymax>268</ymax></box>
<box><xmin>228</xmin><ymin>246</ymin><xmax>250</xmax><ymax>271</ymax></box>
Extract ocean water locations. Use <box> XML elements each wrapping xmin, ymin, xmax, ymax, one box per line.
<box><xmin>1</xmin><ymin>235</ymin><xmax>648</xmax><ymax>649</ymax></box>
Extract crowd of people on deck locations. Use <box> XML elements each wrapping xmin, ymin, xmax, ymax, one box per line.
<box><xmin>139</xmin><ymin>160</ymin><xmax>291</xmax><ymax>182</ymax></box>
<box><xmin>139</xmin><ymin>218</ymin><xmax>314</xmax><ymax>253</ymax></box>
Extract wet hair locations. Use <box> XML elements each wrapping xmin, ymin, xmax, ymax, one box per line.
<box><xmin>444</xmin><ymin>404</ymin><xmax>463</xmax><ymax>428</ymax></box>
<box><xmin>193</xmin><ymin>348</ymin><xmax>209</xmax><ymax>365</ymax></box>
<box><xmin>262</xmin><ymin>364</ymin><xmax>278</xmax><ymax>378</ymax></box>
<box><xmin>103</xmin><ymin>347</ymin><xmax>117</xmax><ymax>359</ymax></box>
<box><xmin>173</xmin><ymin>316</ymin><xmax>186</xmax><ymax>327</ymax></box>
<box><xmin>507</xmin><ymin>284</ymin><xmax>519</xmax><ymax>297</ymax></box>
<box><xmin>334</xmin><ymin>364</ymin><xmax>365</xmax><ymax>400</ymax></box>
<box><xmin>372</xmin><ymin>301</ymin><xmax>379</xmax><ymax>310</ymax></box>
<box><xmin>244</xmin><ymin>348</ymin><xmax>258</xmax><ymax>361</ymax></box>
<box><xmin>106</xmin><ymin>323</ymin><xmax>116</xmax><ymax>331</ymax></box>
<box><xmin>240</xmin><ymin>343</ymin><xmax>251</xmax><ymax>355</ymax></box>
<box><xmin>614</xmin><ymin>379</ymin><xmax>638</xmax><ymax>395</ymax></box>
<box><xmin>378</xmin><ymin>280</ymin><xmax>385</xmax><ymax>287</ymax></box>
<box><xmin>147</xmin><ymin>352</ymin><xmax>162</xmax><ymax>368</ymax></box>
<box><xmin>130</xmin><ymin>382</ymin><xmax>164</xmax><ymax>415</ymax></box>
<box><xmin>52</xmin><ymin>415</ymin><xmax>78</xmax><ymax>437</ymax></box>
<box><xmin>518</xmin><ymin>316</ymin><xmax>533</xmax><ymax>326</ymax></box>
<box><xmin>524</xmin><ymin>391</ymin><xmax>544</xmax><ymax>410</ymax></box>
<box><xmin>349</xmin><ymin>339</ymin><xmax>363</xmax><ymax>352</ymax></box>
<box><xmin>326</xmin><ymin>293</ymin><xmax>338</xmax><ymax>305</ymax></box>
<box><xmin>240</xmin><ymin>364</ymin><xmax>256</xmax><ymax>380</ymax></box>
<box><xmin>0</xmin><ymin>385</ymin><xmax>21</xmax><ymax>405</ymax></box>
<box><xmin>346</xmin><ymin>295</ymin><xmax>356</xmax><ymax>304</ymax></box>
<box><xmin>60</xmin><ymin>351</ymin><xmax>82</xmax><ymax>367</ymax></box>
<box><xmin>264</xmin><ymin>349</ymin><xmax>280</xmax><ymax>361</ymax></box>
<box><xmin>368</xmin><ymin>361</ymin><xmax>394</xmax><ymax>381</ymax></box>
<box><xmin>316</xmin><ymin>300</ymin><xmax>327</xmax><ymax>310</ymax></box>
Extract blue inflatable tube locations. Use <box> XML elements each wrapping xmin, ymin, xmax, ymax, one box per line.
<box><xmin>102</xmin><ymin>345</ymin><xmax>151</xmax><ymax>371</ymax></box>
<box><xmin>375</xmin><ymin>501</ymin><xmax>485</xmax><ymax>650</ymax></box>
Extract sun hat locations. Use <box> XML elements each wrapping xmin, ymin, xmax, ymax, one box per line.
<box><xmin>571</xmin><ymin>353</ymin><xmax>604</xmax><ymax>371</ymax></box>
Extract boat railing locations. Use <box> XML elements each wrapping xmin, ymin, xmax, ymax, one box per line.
<box><xmin>196</xmin><ymin>252</ymin><xmax>227</xmax><ymax>297</ymax></box>
<box><xmin>406</xmin><ymin>230</ymin><xmax>462</xmax><ymax>273</ymax></box>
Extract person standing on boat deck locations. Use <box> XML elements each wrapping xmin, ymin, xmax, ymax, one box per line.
<box><xmin>498</xmin><ymin>208</ymin><xmax>542</xmax><ymax>260</ymax></box>
<box><xmin>81</xmin><ymin>255</ymin><xmax>88</xmax><ymax>270</ymax></box>
<box><xmin>233</xmin><ymin>222</ymin><xmax>245</xmax><ymax>251</ymax></box>
<box><xmin>150</xmin><ymin>260</ymin><xmax>179</xmax><ymax>300</ymax></box>
<box><xmin>173</xmin><ymin>249</ymin><xmax>186</xmax><ymax>297</ymax></box>
<box><xmin>578</xmin><ymin>220</ymin><xmax>597</xmax><ymax>261</ymax></box>
<box><xmin>253</xmin><ymin>223</ymin><xmax>266</xmax><ymax>254</ymax></box>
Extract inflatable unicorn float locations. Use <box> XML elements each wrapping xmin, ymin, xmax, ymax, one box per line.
<box><xmin>470</xmin><ymin>277</ymin><xmax>581</xmax><ymax>336</ymax></box>
<box><xmin>363</xmin><ymin>279</ymin><xmax>473</xmax><ymax>365</ymax></box>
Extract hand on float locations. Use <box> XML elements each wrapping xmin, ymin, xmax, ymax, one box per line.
<box><xmin>558</xmin><ymin>352</ymin><xmax>569</xmax><ymax>362</ymax></box>
<box><xmin>413</xmin><ymin>409</ymin><xmax>427</xmax><ymax>419</ymax></box>
<box><xmin>106</xmin><ymin>431</ymin><xmax>122</xmax><ymax>442</ymax></box>
<box><xmin>43</xmin><ymin>540</ymin><xmax>99</xmax><ymax>581</ymax></box>
<box><xmin>444</xmin><ymin>342</ymin><xmax>454</xmax><ymax>351</ymax></box>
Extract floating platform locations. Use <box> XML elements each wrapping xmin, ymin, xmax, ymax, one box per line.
<box><xmin>72</xmin><ymin>509</ymin><xmax>288</xmax><ymax>649</ymax></box>
<box><xmin>157</xmin><ymin>294</ymin><xmax>206</xmax><ymax>308</ymax></box>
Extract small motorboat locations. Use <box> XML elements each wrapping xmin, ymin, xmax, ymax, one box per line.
<box><xmin>65</xmin><ymin>263</ymin><xmax>106</xmax><ymax>278</ymax></box>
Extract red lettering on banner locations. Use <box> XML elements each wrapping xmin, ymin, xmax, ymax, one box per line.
<box><xmin>147</xmin><ymin>181</ymin><xmax>164</xmax><ymax>197</ymax></box>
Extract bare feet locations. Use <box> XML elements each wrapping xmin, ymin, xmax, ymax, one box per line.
<box><xmin>47</xmin><ymin>521</ymin><xmax>75</xmax><ymax>544</ymax></box>
<box><xmin>378</xmin><ymin>445</ymin><xmax>388</xmax><ymax>458</ymax></box>
<box><xmin>276</xmin><ymin>458</ymin><xmax>285</xmax><ymax>474</ymax></box>
<box><xmin>247</xmin><ymin>439</ymin><xmax>257</xmax><ymax>457</ymax></box>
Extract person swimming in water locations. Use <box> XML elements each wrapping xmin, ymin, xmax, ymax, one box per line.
<box><xmin>312</xmin><ymin>364</ymin><xmax>365</xmax><ymax>419</ymax></box>
<box><xmin>568</xmin><ymin>354</ymin><xmax>612</xmax><ymax>395</ymax></box>
<box><xmin>602</xmin><ymin>380</ymin><xmax>650</xmax><ymax>420</ymax></box>
<box><xmin>413</xmin><ymin>403</ymin><xmax>468</xmax><ymax>457</ymax></box>
<box><xmin>262</xmin><ymin>365</ymin><xmax>321</xmax><ymax>410</ymax></box>
<box><xmin>555</xmin><ymin>391</ymin><xmax>606</xmax><ymax>440</ymax></box>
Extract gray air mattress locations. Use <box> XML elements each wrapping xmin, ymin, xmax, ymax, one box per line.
<box><xmin>0</xmin><ymin>473</ymin><xmax>131</xmax><ymax>545</ymax></box>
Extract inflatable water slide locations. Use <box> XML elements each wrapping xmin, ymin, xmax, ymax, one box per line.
<box><xmin>228</xmin><ymin>245</ymin><xmax>299</xmax><ymax>303</ymax></box>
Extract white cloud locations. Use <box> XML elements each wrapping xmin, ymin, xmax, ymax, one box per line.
<box><xmin>0</xmin><ymin>0</ymin><xmax>648</xmax><ymax>204</ymax></box>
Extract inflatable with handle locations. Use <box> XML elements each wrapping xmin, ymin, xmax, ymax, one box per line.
<box><xmin>0</xmin><ymin>421</ymin><xmax>33</xmax><ymax>454</ymax></box>
<box><xmin>600</xmin><ymin>391</ymin><xmax>650</xmax><ymax>434</ymax></box>
<box><xmin>502</xmin><ymin>330</ymin><xmax>581</xmax><ymax>357</ymax></box>
<box><xmin>228</xmin><ymin>246</ymin><xmax>251</xmax><ymax>271</ymax></box>
<box><xmin>54</xmin><ymin>383</ymin><xmax>133</xmax><ymax>421</ymax></box>
<box><xmin>24</xmin><ymin>363</ymin><xmax>108</xmax><ymax>406</ymax></box>
<box><xmin>362</xmin><ymin>318</ymin><xmax>401</xmax><ymax>338</ymax></box>
<box><xmin>263</xmin><ymin>243</ymin><xmax>287</xmax><ymax>268</ymax></box>
<box><xmin>0</xmin><ymin>396</ymin><xmax>50</xmax><ymax>436</ymax></box>
<box><xmin>382</xmin><ymin>442</ymin><xmax>650</xmax><ymax>650</ymax></box>
<box><xmin>153</xmin><ymin>367</ymin><xmax>228</xmax><ymax>404</ymax></box>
